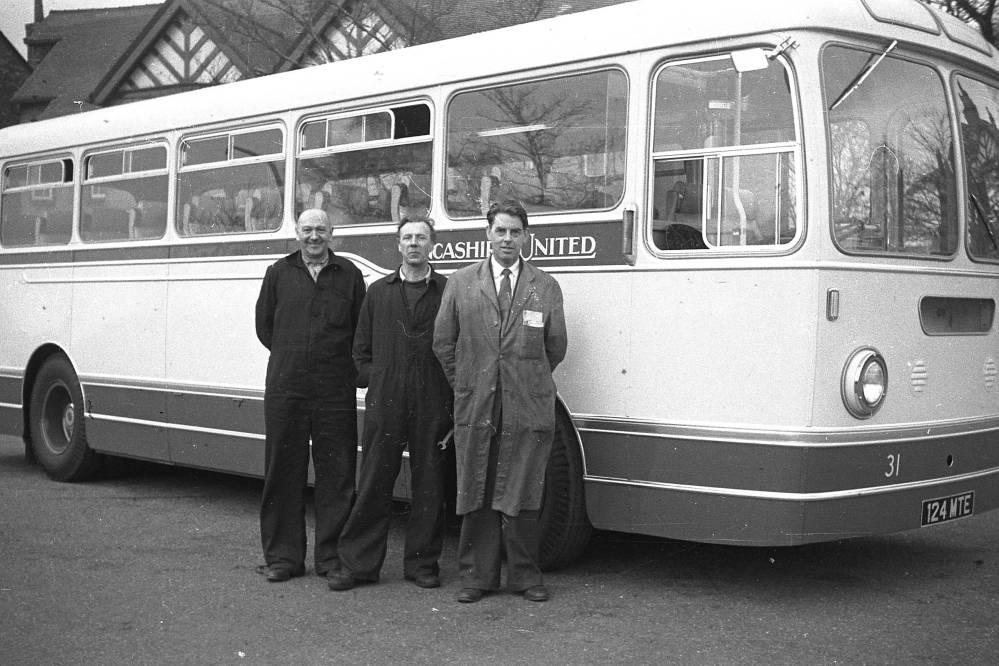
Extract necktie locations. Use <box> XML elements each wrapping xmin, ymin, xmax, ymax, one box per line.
<box><xmin>498</xmin><ymin>268</ymin><xmax>512</xmax><ymax>324</ymax></box>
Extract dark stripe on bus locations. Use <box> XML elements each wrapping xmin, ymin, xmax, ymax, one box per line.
<box><xmin>581</xmin><ymin>426</ymin><xmax>999</xmax><ymax>495</ymax></box>
<box><xmin>0</xmin><ymin>219</ymin><xmax>625</xmax><ymax>269</ymax></box>
<box><xmin>0</xmin><ymin>374</ymin><xmax>21</xmax><ymax>404</ymax></box>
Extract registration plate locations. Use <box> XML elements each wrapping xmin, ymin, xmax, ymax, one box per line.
<box><xmin>921</xmin><ymin>491</ymin><xmax>975</xmax><ymax>526</ymax></box>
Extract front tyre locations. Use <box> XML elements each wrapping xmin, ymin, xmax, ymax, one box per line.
<box><xmin>29</xmin><ymin>355</ymin><xmax>100</xmax><ymax>481</ymax></box>
<box><xmin>538</xmin><ymin>408</ymin><xmax>591</xmax><ymax>571</ymax></box>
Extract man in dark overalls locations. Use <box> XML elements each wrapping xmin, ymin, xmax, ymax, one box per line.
<box><xmin>255</xmin><ymin>208</ymin><xmax>365</xmax><ymax>582</ymax></box>
<box><xmin>329</xmin><ymin>218</ymin><xmax>453</xmax><ymax>591</ymax></box>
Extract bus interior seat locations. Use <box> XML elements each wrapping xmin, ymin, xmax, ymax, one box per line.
<box><xmin>246</xmin><ymin>187</ymin><xmax>282</xmax><ymax>231</ymax></box>
<box><xmin>133</xmin><ymin>200</ymin><xmax>167</xmax><ymax>238</ymax></box>
<box><xmin>3</xmin><ymin>214</ymin><xmax>38</xmax><ymax>245</ymax></box>
<box><xmin>317</xmin><ymin>183</ymin><xmax>356</xmax><ymax>226</ymax></box>
<box><xmin>36</xmin><ymin>210</ymin><xmax>73</xmax><ymax>245</ymax></box>
<box><xmin>665</xmin><ymin>223</ymin><xmax>708</xmax><ymax>250</ymax></box>
<box><xmin>84</xmin><ymin>207</ymin><xmax>131</xmax><ymax>241</ymax></box>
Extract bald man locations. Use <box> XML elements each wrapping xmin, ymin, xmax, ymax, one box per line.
<box><xmin>254</xmin><ymin>209</ymin><xmax>366</xmax><ymax>582</ymax></box>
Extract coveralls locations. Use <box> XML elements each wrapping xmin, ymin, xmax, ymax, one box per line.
<box><xmin>338</xmin><ymin>267</ymin><xmax>454</xmax><ymax>581</ymax></box>
<box><xmin>255</xmin><ymin>249</ymin><xmax>365</xmax><ymax>576</ymax></box>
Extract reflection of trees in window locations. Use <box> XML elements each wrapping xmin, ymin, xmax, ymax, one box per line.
<box><xmin>479</xmin><ymin>85</ymin><xmax>595</xmax><ymax>205</ymax></box>
<box><xmin>830</xmin><ymin>120</ymin><xmax>873</xmax><ymax>239</ymax></box>
<box><xmin>901</xmin><ymin>111</ymin><xmax>955</xmax><ymax>254</ymax></box>
<box><xmin>446</xmin><ymin>70</ymin><xmax>626</xmax><ymax>216</ymax></box>
<box><xmin>823</xmin><ymin>46</ymin><xmax>957</xmax><ymax>256</ymax></box>
<box><xmin>956</xmin><ymin>78</ymin><xmax>999</xmax><ymax>260</ymax></box>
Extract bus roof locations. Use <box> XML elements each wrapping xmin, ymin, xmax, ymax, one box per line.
<box><xmin>2</xmin><ymin>0</ymin><xmax>996</xmax><ymax>158</ymax></box>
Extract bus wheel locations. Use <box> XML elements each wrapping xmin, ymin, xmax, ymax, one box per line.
<box><xmin>538</xmin><ymin>409</ymin><xmax>592</xmax><ymax>571</ymax></box>
<box><xmin>29</xmin><ymin>355</ymin><xmax>100</xmax><ymax>481</ymax></box>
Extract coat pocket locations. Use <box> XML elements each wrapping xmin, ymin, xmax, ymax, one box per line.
<box><xmin>517</xmin><ymin>322</ymin><xmax>545</xmax><ymax>359</ymax></box>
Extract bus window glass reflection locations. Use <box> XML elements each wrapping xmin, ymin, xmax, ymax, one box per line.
<box><xmin>445</xmin><ymin>70</ymin><xmax>627</xmax><ymax>218</ymax></box>
<box><xmin>177</xmin><ymin>127</ymin><xmax>285</xmax><ymax>236</ymax></box>
<box><xmin>650</xmin><ymin>53</ymin><xmax>799</xmax><ymax>251</ymax></box>
<box><xmin>295</xmin><ymin>104</ymin><xmax>433</xmax><ymax>225</ymax></box>
<box><xmin>823</xmin><ymin>45</ymin><xmax>958</xmax><ymax>256</ymax></box>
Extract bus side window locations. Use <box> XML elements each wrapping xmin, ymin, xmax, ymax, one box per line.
<box><xmin>445</xmin><ymin>69</ymin><xmax>627</xmax><ymax>218</ymax></box>
<box><xmin>1</xmin><ymin>159</ymin><xmax>74</xmax><ymax>247</ymax></box>
<box><xmin>296</xmin><ymin>104</ymin><xmax>433</xmax><ymax>226</ymax></box>
<box><xmin>651</xmin><ymin>52</ymin><xmax>799</xmax><ymax>252</ymax></box>
<box><xmin>178</xmin><ymin>127</ymin><xmax>285</xmax><ymax>237</ymax></box>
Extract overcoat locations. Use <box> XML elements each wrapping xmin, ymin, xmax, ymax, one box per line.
<box><xmin>433</xmin><ymin>259</ymin><xmax>567</xmax><ymax>516</ymax></box>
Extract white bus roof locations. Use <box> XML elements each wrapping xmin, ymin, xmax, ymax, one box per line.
<box><xmin>2</xmin><ymin>0</ymin><xmax>996</xmax><ymax>157</ymax></box>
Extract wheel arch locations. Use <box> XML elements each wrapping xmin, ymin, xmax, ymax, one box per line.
<box><xmin>555</xmin><ymin>393</ymin><xmax>587</xmax><ymax>476</ymax></box>
<box><xmin>538</xmin><ymin>394</ymin><xmax>592</xmax><ymax>571</ymax></box>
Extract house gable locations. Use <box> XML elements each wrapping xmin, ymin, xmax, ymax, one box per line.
<box><xmin>307</xmin><ymin>4</ymin><xmax>408</xmax><ymax>64</ymax></box>
<box><xmin>93</xmin><ymin>1</ymin><xmax>251</xmax><ymax>106</ymax></box>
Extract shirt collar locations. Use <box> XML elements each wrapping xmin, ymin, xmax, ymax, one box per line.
<box><xmin>304</xmin><ymin>253</ymin><xmax>329</xmax><ymax>268</ymax></box>
<box><xmin>490</xmin><ymin>255</ymin><xmax>520</xmax><ymax>283</ymax></box>
<box><xmin>398</xmin><ymin>264</ymin><xmax>432</xmax><ymax>283</ymax></box>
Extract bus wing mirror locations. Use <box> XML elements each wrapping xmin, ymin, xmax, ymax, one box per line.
<box><xmin>731</xmin><ymin>48</ymin><xmax>769</xmax><ymax>73</ymax></box>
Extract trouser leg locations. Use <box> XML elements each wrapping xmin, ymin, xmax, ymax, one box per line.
<box><xmin>260</xmin><ymin>395</ymin><xmax>310</xmax><ymax>572</ymax></box>
<box><xmin>458</xmin><ymin>424</ymin><xmax>502</xmax><ymax>589</ymax></box>
<box><xmin>311</xmin><ymin>401</ymin><xmax>358</xmax><ymax>575</ymax></box>
<box><xmin>403</xmin><ymin>415</ymin><xmax>447</xmax><ymax>579</ymax></box>
<box><xmin>503</xmin><ymin>509</ymin><xmax>542</xmax><ymax>591</ymax></box>
<box><xmin>337</xmin><ymin>428</ymin><xmax>403</xmax><ymax>581</ymax></box>
<box><xmin>457</xmin><ymin>507</ymin><xmax>502</xmax><ymax>590</ymax></box>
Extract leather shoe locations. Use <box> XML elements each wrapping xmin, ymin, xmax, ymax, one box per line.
<box><xmin>407</xmin><ymin>573</ymin><xmax>441</xmax><ymax>589</ymax></box>
<box><xmin>456</xmin><ymin>587</ymin><xmax>483</xmax><ymax>603</ymax></box>
<box><xmin>255</xmin><ymin>564</ymin><xmax>300</xmax><ymax>582</ymax></box>
<box><xmin>522</xmin><ymin>585</ymin><xmax>549</xmax><ymax>602</ymax></box>
<box><xmin>327</xmin><ymin>572</ymin><xmax>357</xmax><ymax>591</ymax></box>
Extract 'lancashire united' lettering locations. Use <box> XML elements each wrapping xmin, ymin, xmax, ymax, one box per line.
<box><xmin>432</xmin><ymin>234</ymin><xmax>597</xmax><ymax>264</ymax></box>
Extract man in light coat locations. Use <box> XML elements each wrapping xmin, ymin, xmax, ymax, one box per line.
<box><xmin>433</xmin><ymin>200</ymin><xmax>568</xmax><ymax>603</ymax></box>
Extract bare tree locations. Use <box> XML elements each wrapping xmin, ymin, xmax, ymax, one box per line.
<box><xmin>197</xmin><ymin>0</ymin><xmax>457</xmax><ymax>73</ymax></box>
<box><xmin>924</xmin><ymin>0</ymin><xmax>999</xmax><ymax>46</ymax></box>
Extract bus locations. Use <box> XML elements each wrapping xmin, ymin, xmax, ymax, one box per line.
<box><xmin>3</xmin><ymin>0</ymin><xmax>999</xmax><ymax>568</ymax></box>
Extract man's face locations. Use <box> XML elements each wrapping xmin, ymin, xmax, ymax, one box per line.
<box><xmin>398</xmin><ymin>221</ymin><xmax>433</xmax><ymax>270</ymax></box>
<box><xmin>296</xmin><ymin>213</ymin><xmax>332</xmax><ymax>261</ymax></box>
<box><xmin>486</xmin><ymin>212</ymin><xmax>527</xmax><ymax>268</ymax></box>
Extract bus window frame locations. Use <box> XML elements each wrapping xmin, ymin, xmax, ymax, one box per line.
<box><xmin>81</xmin><ymin>142</ymin><xmax>170</xmax><ymax>244</ymax></box>
<box><xmin>442</xmin><ymin>65</ymin><xmax>630</xmax><ymax>221</ymax></box>
<box><xmin>176</xmin><ymin>122</ymin><xmax>287</xmax><ymax>238</ymax></box>
<box><xmin>821</xmin><ymin>40</ymin><xmax>959</xmax><ymax>261</ymax></box>
<box><xmin>950</xmin><ymin>69</ymin><xmax>999</xmax><ymax>266</ymax></box>
<box><xmin>298</xmin><ymin>108</ymin><xmax>399</xmax><ymax>154</ymax></box>
<box><xmin>294</xmin><ymin>99</ymin><xmax>435</xmax><ymax>228</ymax></box>
<box><xmin>1</xmin><ymin>154</ymin><xmax>75</xmax><ymax>249</ymax></box>
<box><xmin>647</xmin><ymin>49</ymin><xmax>804</xmax><ymax>256</ymax></box>
<box><xmin>179</xmin><ymin>124</ymin><xmax>286</xmax><ymax>173</ymax></box>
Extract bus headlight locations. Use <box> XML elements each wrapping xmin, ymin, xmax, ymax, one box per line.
<box><xmin>841</xmin><ymin>348</ymin><xmax>887</xmax><ymax>419</ymax></box>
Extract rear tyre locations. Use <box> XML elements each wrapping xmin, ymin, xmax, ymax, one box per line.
<box><xmin>29</xmin><ymin>355</ymin><xmax>101</xmax><ymax>481</ymax></box>
<box><xmin>538</xmin><ymin>408</ymin><xmax>592</xmax><ymax>571</ymax></box>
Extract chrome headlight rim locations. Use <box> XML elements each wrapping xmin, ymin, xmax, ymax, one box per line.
<box><xmin>841</xmin><ymin>347</ymin><xmax>888</xmax><ymax>419</ymax></box>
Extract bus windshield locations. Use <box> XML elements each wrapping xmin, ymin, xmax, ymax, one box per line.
<box><xmin>823</xmin><ymin>44</ymin><xmax>958</xmax><ymax>256</ymax></box>
<box><xmin>954</xmin><ymin>75</ymin><xmax>999</xmax><ymax>261</ymax></box>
